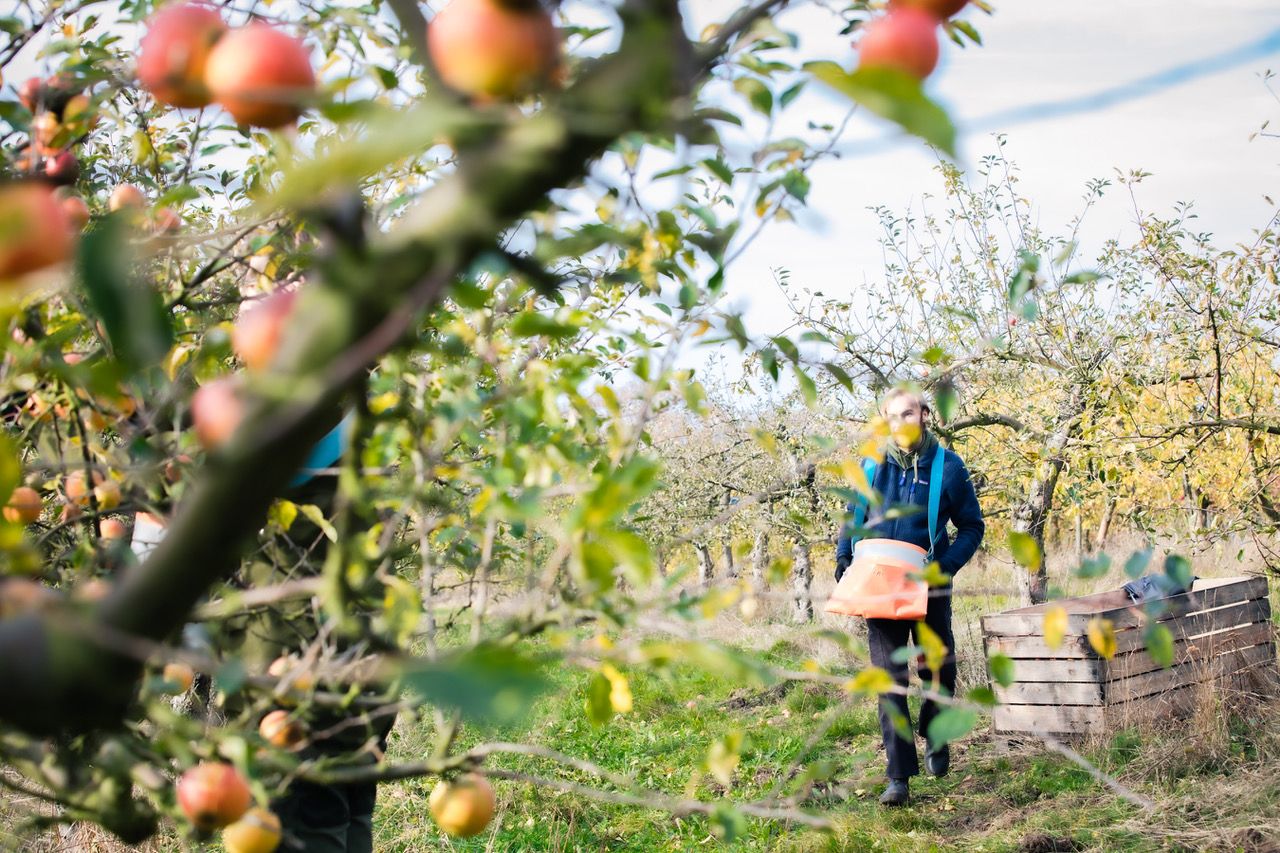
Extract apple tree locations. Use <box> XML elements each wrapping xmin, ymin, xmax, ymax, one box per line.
<box><xmin>0</xmin><ymin>0</ymin><xmax>993</xmax><ymax>845</ymax></box>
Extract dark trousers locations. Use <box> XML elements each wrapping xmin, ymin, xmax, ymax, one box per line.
<box><xmin>272</xmin><ymin>779</ymin><xmax>377</xmax><ymax>853</ymax></box>
<box><xmin>866</xmin><ymin>590</ymin><xmax>957</xmax><ymax>780</ymax></box>
<box><xmin>272</xmin><ymin>712</ymin><xmax>395</xmax><ymax>852</ymax></box>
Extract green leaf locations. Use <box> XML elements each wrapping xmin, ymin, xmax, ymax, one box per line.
<box><xmin>298</xmin><ymin>504</ymin><xmax>338</xmax><ymax>542</ymax></box>
<box><xmin>966</xmin><ymin>686</ymin><xmax>998</xmax><ymax>706</ymax></box>
<box><xmin>781</xmin><ymin>170</ymin><xmax>811</xmax><ymax>203</ymax></box>
<box><xmin>823</xmin><ymin>362</ymin><xmax>854</xmax><ymax>391</ymax></box>
<box><xmin>509</xmin><ymin>312</ymin><xmax>581</xmax><ymax>339</ymax></box>
<box><xmin>1143</xmin><ymin>622</ymin><xmax>1175</xmax><ymax>668</ymax></box>
<box><xmin>709</xmin><ymin>804</ymin><xmax>748</xmax><ymax>842</ymax></box>
<box><xmin>795</xmin><ymin>367</ymin><xmax>817</xmax><ymax>407</ymax></box>
<box><xmin>1164</xmin><ymin>554</ymin><xmax>1193</xmax><ymax>590</ymax></box>
<box><xmin>733</xmin><ymin>76</ymin><xmax>773</xmax><ymax>116</ymax></box>
<box><xmin>214</xmin><ymin>659</ymin><xmax>246</xmax><ymax>696</ymax></box>
<box><xmin>779</xmin><ymin>80</ymin><xmax>806</xmax><ymax>108</ymax></box>
<box><xmin>77</xmin><ymin>215</ymin><xmax>173</xmax><ymax>375</ymax></box>
<box><xmin>1007</xmin><ymin>531</ymin><xmax>1042</xmax><ymax>571</ymax></box>
<box><xmin>401</xmin><ymin>645</ymin><xmax>550</xmax><ymax>725</ymax></box>
<box><xmin>927</xmin><ymin>707</ymin><xmax>977</xmax><ymax>748</ymax></box>
<box><xmin>1124</xmin><ymin>549</ymin><xmax>1152</xmax><ymax>580</ymax></box>
<box><xmin>702</xmin><ymin>157</ymin><xmax>734</xmax><ymax>184</ymax></box>
<box><xmin>1077</xmin><ymin>552</ymin><xmax>1111</xmax><ymax>579</ymax></box>
<box><xmin>803</xmin><ymin>61</ymin><xmax>956</xmax><ymax>156</ymax></box>
<box><xmin>585</xmin><ymin>670</ymin><xmax>612</xmax><ymax>725</ymax></box>
<box><xmin>706</xmin><ymin>730</ymin><xmax>743</xmax><ymax>787</ymax></box>
<box><xmin>948</xmin><ymin>19</ymin><xmax>982</xmax><ymax>46</ymax></box>
<box><xmin>0</xmin><ymin>434</ymin><xmax>21</xmax><ymax>507</ymax></box>
<box><xmin>934</xmin><ymin>380</ymin><xmax>958</xmax><ymax>423</ymax></box>
<box><xmin>987</xmin><ymin>653</ymin><xmax>1016</xmax><ymax>688</ymax></box>
<box><xmin>1062</xmin><ymin>271</ymin><xmax>1102</xmax><ymax>285</ymax></box>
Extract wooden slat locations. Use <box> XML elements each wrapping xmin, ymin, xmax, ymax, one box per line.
<box><xmin>985</xmin><ymin>631</ymin><xmax>1095</xmax><ymax>659</ymax></box>
<box><xmin>1104</xmin><ymin>621</ymin><xmax>1274</xmax><ymax>681</ymax></box>
<box><xmin>986</xmin><ymin>598</ymin><xmax>1269</xmax><ymax>659</ymax></box>
<box><xmin>981</xmin><ymin>576</ymin><xmax>1265</xmax><ymax>636</ymax></box>
<box><xmin>1112</xmin><ymin>599</ymin><xmax>1268</xmax><ymax>655</ymax></box>
<box><xmin>1105</xmin><ymin>642</ymin><xmax>1275</xmax><ymax>703</ymax></box>
<box><xmin>1101</xmin><ymin>577</ymin><xmax>1268</xmax><ymax>633</ymax></box>
<box><xmin>997</xmin><ymin>656</ymin><xmax>1106</xmax><ymax>683</ymax></box>
<box><xmin>993</xmin><ymin>660</ymin><xmax>1278</xmax><ymax>736</ymax></box>
<box><xmin>992</xmin><ymin>702</ymin><xmax>1102</xmax><ymax>735</ymax></box>
<box><xmin>1103</xmin><ymin>665</ymin><xmax>1274</xmax><ymax>728</ymax></box>
<box><xmin>996</xmin><ymin>679</ymin><xmax>1104</xmax><ymax>706</ymax></box>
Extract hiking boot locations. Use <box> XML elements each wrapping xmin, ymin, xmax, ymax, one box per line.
<box><xmin>925</xmin><ymin>745</ymin><xmax>950</xmax><ymax>778</ymax></box>
<box><xmin>878</xmin><ymin>778</ymin><xmax>909</xmax><ymax>807</ymax></box>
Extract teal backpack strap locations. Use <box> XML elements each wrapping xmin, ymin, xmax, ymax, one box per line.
<box><xmin>927</xmin><ymin>446</ymin><xmax>945</xmax><ymax>559</ymax></box>
<box><xmin>851</xmin><ymin>458</ymin><xmax>878</xmax><ymax>537</ymax></box>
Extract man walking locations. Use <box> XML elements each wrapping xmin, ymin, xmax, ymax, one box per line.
<box><xmin>836</xmin><ymin>387</ymin><xmax>985</xmax><ymax>807</ymax></box>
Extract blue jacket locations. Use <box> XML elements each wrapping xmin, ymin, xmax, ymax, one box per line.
<box><xmin>835</xmin><ymin>443</ymin><xmax>985</xmax><ymax>579</ymax></box>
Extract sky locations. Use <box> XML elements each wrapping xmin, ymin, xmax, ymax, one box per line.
<box><xmin>682</xmin><ymin>0</ymin><xmax>1280</xmax><ymax>340</ymax></box>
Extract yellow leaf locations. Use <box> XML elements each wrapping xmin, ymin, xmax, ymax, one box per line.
<box><xmin>601</xmin><ymin>664</ymin><xmax>632</xmax><ymax>714</ymax></box>
<box><xmin>692</xmin><ymin>319</ymin><xmax>711</xmax><ymax>338</ymax></box>
<box><xmin>1086</xmin><ymin>617</ymin><xmax>1117</xmax><ymax>659</ymax></box>
<box><xmin>268</xmin><ymin>499</ymin><xmax>298</xmax><ymax>532</ymax></box>
<box><xmin>1043</xmin><ymin>606</ymin><xmax>1067</xmax><ymax>650</ymax></box>
<box><xmin>857</xmin><ymin>437</ymin><xmax>886</xmax><ymax>463</ymax></box>
<box><xmin>368</xmin><ymin>391</ymin><xmax>399</xmax><ymax>415</ymax></box>
<box><xmin>916</xmin><ymin>621</ymin><xmax>947</xmax><ymax>677</ymax></box>
<box><xmin>847</xmin><ymin>666</ymin><xmax>895</xmax><ymax>696</ymax></box>
<box><xmin>840</xmin><ymin>457</ymin><xmax>876</xmax><ymax>502</ymax></box>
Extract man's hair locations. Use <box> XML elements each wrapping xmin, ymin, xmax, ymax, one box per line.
<box><xmin>879</xmin><ymin>386</ymin><xmax>931</xmax><ymax>417</ymax></box>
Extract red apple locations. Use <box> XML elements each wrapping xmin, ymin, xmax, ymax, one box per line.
<box><xmin>42</xmin><ymin>150</ymin><xmax>80</xmax><ymax>186</ymax></box>
<box><xmin>890</xmin><ymin>0</ymin><xmax>969</xmax><ymax>20</ymax></box>
<box><xmin>61</xmin><ymin>195</ymin><xmax>90</xmax><ymax>229</ymax></box>
<box><xmin>138</xmin><ymin>3</ymin><xmax>228</xmax><ymax>108</ymax></box>
<box><xmin>427</xmin><ymin>0</ymin><xmax>560</xmax><ymax>101</ymax></box>
<box><xmin>108</xmin><ymin>183</ymin><xmax>147</xmax><ymax>212</ymax></box>
<box><xmin>176</xmin><ymin>762</ymin><xmax>252</xmax><ymax>830</ymax></box>
<box><xmin>152</xmin><ymin>206</ymin><xmax>182</xmax><ymax>234</ymax></box>
<box><xmin>99</xmin><ymin>517</ymin><xmax>128</xmax><ymax>540</ymax></box>
<box><xmin>192</xmin><ymin>378</ymin><xmax>244</xmax><ymax>449</ymax></box>
<box><xmin>18</xmin><ymin>77</ymin><xmax>43</xmax><ymax>112</ymax></box>
<box><xmin>204</xmin><ymin>23</ymin><xmax>315</xmax><ymax>128</ymax></box>
<box><xmin>857</xmin><ymin>8</ymin><xmax>941</xmax><ymax>80</ymax></box>
<box><xmin>0</xmin><ymin>183</ymin><xmax>75</xmax><ymax>282</ymax></box>
<box><xmin>258</xmin><ymin>710</ymin><xmax>305</xmax><ymax>748</ymax></box>
<box><xmin>232</xmin><ymin>289</ymin><xmax>297</xmax><ymax>371</ymax></box>
<box><xmin>4</xmin><ymin>486</ymin><xmax>43</xmax><ymax>524</ymax></box>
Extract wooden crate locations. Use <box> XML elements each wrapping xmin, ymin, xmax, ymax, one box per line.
<box><xmin>981</xmin><ymin>576</ymin><xmax>1277</xmax><ymax>736</ymax></box>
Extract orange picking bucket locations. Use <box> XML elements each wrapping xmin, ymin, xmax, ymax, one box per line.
<box><xmin>824</xmin><ymin>538</ymin><xmax>928</xmax><ymax>620</ymax></box>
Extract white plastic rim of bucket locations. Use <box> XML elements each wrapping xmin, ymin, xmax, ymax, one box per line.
<box><xmin>130</xmin><ymin>512</ymin><xmax>166</xmax><ymax>559</ymax></box>
<box><xmin>853</xmin><ymin>538</ymin><xmax>927</xmax><ymax>570</ymax></box>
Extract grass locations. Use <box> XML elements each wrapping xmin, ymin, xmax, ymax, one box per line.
<box><xmin>3</xmin><ymin>543</ymin><xmax>1279</xmax><ymax>851</ymax></box>
<box><xmin>369</xmin><ymin>624</ymin><xmax>1280</xmax><ymax>853</ymax></box>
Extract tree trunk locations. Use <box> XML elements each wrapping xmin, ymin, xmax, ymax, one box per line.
<box><xmin>1182</xmin><ymin>474</ymin><xmax>1212</xmax><ymax>535</ymax></box>
<box><xmin>749</xmin><ymin>528</ymin><xmax>769</xmax><ymax>587</ymax></box>
<box><xmin>1074</xmin><ymin>510</ymin><xmax>1084</xmax><ymax>560</ymax></box>
<box><xmin>695</xmin><ymin>542</ymin><xmax>713</xmax><ymax>587</ymax></box>
<box><xmin>1014</xmin><ymin>377</ymin><xmax>1093</xmax><ymax>606</ymax></box>
<box><xmin>1095</xmin><ymin>497</ymin><xmax>1116</xmax><ymax>551</ymax></box>
<box><xmin>791</xmin><ymin>539</ymin><xmax>813</xmax><ymax>623</ymax></box>
<box><xmin>721</xmin><ymin>490</ymin><xmax>736</xmax><ymax>579</ymax></box>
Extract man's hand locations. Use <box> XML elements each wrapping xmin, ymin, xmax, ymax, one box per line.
<box><xmin>835</xmin><ymin>555</ymin><xmax>851</xmax><ymax>582</ymax></box>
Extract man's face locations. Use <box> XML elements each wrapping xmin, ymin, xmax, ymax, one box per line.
<box><xmin>884</xmin><ymin>394</ymin><xmax>925</xmax><ymax>450</ymax></box>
